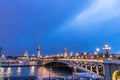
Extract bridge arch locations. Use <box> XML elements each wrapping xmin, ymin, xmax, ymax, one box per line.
<box><xmin>43</xmin><ymin>60</ymin><xmax>96</xmax><ymax>73</ymax></box>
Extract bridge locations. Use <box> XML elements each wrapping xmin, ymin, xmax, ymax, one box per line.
<box><xmin>39</xmin><ymin>57</ymin><xmax>104</xmax><ymax>76</ymax></box>
<box><xmin>1</xmin><ymin>44</ymin><xmax>119</xmax><ymax>80</ymax></box>
<box><xmin>37</xmin><ymin>45</ymin><xmax>120</xmax><ymax>80</ymax></box>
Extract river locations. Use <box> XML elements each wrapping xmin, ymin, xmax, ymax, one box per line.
<box><xmin>0</xmin><ymin>66</ymin><xmax>72</xmax><ymax>80</ymax></box>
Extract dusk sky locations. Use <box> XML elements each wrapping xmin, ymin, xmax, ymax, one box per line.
<box><xmin>0</xmin><ymin>0</ymin><xmax>120</xmax><ymax>56</ymax></box>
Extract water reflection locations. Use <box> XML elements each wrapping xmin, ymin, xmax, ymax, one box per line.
<box><xmin>6</xmin><ymin>67</ymin><xmax>12</xmax><ymax>76</ymax></box>
<box><xmin>17</xmin><ymin>67</ymin><xmax>21</xmax><ymax>75</ymax></box>
<box><xmin>0</xmin><ymin>67</ymin><xmax>4</xmax><ymax>78</ymax></box>
<box><xmin>0</xmin><ymin>66</ymin><xmax>72</xmax><ymax>79</ymax></box>
<box><xmin>30</xmin><ymin>66</ymin><xmax>35</xmax><ymax>75</ymax></box>
<box><xmin>37</xmin><ymin>67</ymin><xmax>56</xmax><ymax>79</ymax></box>
<box><xmin>0</xmin><ymin>67</ymin><xmax>4</xmax><ymax>73</ymax></box>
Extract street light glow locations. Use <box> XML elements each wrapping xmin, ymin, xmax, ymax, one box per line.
<box><xmin>103</xmin><ymin>44</ymin><xmax>111</xmax><ymax>50</ymax></box>
<box><xmin>96</xmin><ymin>48</ymin><xmax>100</xmax><ymax>52</ymax></box>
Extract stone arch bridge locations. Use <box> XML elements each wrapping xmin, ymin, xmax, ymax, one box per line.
<box><xmin>39</xmin><ymin>59</ymin><xmax>104</xmax><ymax>77</ymax></box>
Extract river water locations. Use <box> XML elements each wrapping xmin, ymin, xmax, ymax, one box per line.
<box><xmin>0</xmin><ymin>66</ymin><xmax>72</xmax><ymax>80</ymax></box>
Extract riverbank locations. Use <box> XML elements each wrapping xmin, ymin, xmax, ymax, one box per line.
<box><xmin>0</xmin><ymin>64</ymin><xmax>37</xmax><ymax>67</ymax></box>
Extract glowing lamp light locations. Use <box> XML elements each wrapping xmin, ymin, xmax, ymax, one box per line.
<box><xmin>94</xmin><ymin>52</ymin><xmax>98</xmax><ymax>55</ymax></box>
<box><xmin>84</xmin><ymin>52</ymin><xmax>87</xmax><ymax>55</ymax></box>
<box><xmin>96</xmin><ymin>48</ymin><xmax>100</xmax><ymax>52</ymax></box>
<box><xmin>76</xmin><ymin>53</ymin><xmax>79</xmax><ymax>57</ymax></box>
<box><xmin>70</xmin><ymin>52</ymin><xmax>73</xmax><ymax>57</ymax></box>
<box><xmin>103</xmin><ymin>44</ymin><xmax>111</xmax><ymax>58</ymax></box>
<box><xmin>103</xmin><ymin>44</ymin><xmax>111</xmax><ymax>50</ymax></box>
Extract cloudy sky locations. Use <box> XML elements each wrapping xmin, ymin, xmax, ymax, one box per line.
<box><xmin>0</xmin><ymin>0</ymin><xmax>120</xmax><ymax>56</ymax></box>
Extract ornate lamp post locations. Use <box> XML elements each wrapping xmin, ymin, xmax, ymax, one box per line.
<box><xmin>94</xmin><ymin>52</ymin><xmax>98</xmax><ymax>59</ymax></box>
<box><xmin>49</xmin><ymin>68</ymin><xmax>52</xmax><ymax>80</ymax></box>
<box><xmin>103</xmin><ymin>44</ymin><xmax>111</xmax><ymax>58</ymax></box>
<box><xmin>76</xmin><ymin>52</ymin><xmax>79</xmax><ymax>58</ymax></box>
<box><xmin>84</xmin><ymin>52</ymin><xmax>87</xmax><ymax>59</ymax></box>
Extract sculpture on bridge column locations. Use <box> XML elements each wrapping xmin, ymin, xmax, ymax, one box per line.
<box><xmin>37</xmin><ymin>45</ymin><xmax>41</xmax><ymax>59</ymax></box>
<box><xmin>84</xmin><ymin>52</ymin><xmax>88</xmax><ymax>59</ymax></box>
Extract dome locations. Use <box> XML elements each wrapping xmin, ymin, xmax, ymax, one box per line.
<box><xmin>24</xmin><ymin>50</ymin><xmax>28</xmax><ymax>57</ymax></box>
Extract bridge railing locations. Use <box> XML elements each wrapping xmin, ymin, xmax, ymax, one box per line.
<box><xmin>43</xmin><ymin>58</ymin><xmax>103</xmax><ymax>63</ymax></box>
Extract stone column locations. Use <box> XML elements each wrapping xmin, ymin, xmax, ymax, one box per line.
<box><xmin>85</xmin><ymin>64</ymin><xmax>87</xmax><ymax>69</ymax></box>
<box><xmin>96</xmin><ymin>66</ymin><xmax>99</xmax><ymax>75</ymax></box>
<box><xmin>90</xmin><ymin>66</ymin><xmax>93</xmax><ymax>71</ymax></box>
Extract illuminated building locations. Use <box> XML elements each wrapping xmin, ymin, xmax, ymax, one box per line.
<box><xmin>23</xmin><ymin>50</ymin><xmax>29</xmax><ymax>59</ymax></box>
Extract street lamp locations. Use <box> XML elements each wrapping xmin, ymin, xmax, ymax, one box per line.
<box><xmin>94</xmin><ymin>52</ymin><xmax>98</xmax><ymax>59</ymax></box>
<box><xmin>70</xmin><ymin>52</ymin><xmax>73</xmax><ymax>58</ymax></box>
<box><xmin>96</xmin><ymin>48</ymin><xmax>100</xmax><ymax>52</ymax></box>
<box><xmin>103</xmin><ymin>44</ymin><xmax>111</xmax><ymax>58</ymax></box>
<box><xmin>84</xmin><ymin>52</ymin><xmax>87</xmax><ymax>59</ymax></box>
<box><xmin>49</xmin><ymin>68</ymin><xmax>52</xmax><ymax>80</ymax></box>
<box><xmin>76</xmin><ymin>53</ymin><xmax>79</xmax><ymax>58</ymax></box>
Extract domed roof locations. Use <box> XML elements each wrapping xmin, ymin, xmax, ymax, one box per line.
<box><xmin>24</xmin><ymin>50</ymin><xmax>28</xmax><ymax>57</ymax></box>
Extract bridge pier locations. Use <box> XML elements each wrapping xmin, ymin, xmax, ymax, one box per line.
<box><xmin>90</xmin><ymin>66</ymin><xmax>93</xmax><ymax>72</ymax></box>
<box><xmin>73</xmin><ymin>66</ymin><xmax>77</xmax><ymax>73</ymax></box>
<box><xmin>85</xmin><ymin>65</ymin><xmax>87</xmax><ymax>69</ymax></box>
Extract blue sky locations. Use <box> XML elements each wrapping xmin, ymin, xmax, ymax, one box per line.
<box><xmin>0</xmin><ymin>0</ymin><xmax>120</xmax><ymax>56</ymax></box>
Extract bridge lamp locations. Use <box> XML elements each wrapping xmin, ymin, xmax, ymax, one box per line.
<box><xmin>49</xmin><ymin>68</ymin><xmax>52</xmax><ymax>80</ymax></box>
<box><xmin>70</xmin><ymin>52</ymin><xmax>73</xmax><ymax>56</ymax></box>
<box><xmin>60</xmin><ymin>54</ymin><xmax>63</xmax><ymax>57</ymax></box>
<box><xmin>81</xmin><ymin>56</ymin><xmax>83</xmax><ymax>59</ymax></box>
<box><xmin>103</xmin><ymin>44</ymin><xmax>111</xmax><ymax>58</ymax></box>
<box><xmin>84</xmin><ymin>52</ymin><xmax>87</xmax><ymax>55</ymax></box>
<box><xmin>94</xmin><ymin>52</ymin><xmax>98</xmax><ymax>55</ymax></box>
<box><xmin>96</xmin><ymin>48</ymin><xmax>100</xmax><ymax>52</ymax></box>
<box><xmin>94</xmin><ymin>52</ymin><xmax>99</xmax><ymax>59</ymax></box>
<box><xmin>110</xmin><ymin>54</ymin><xmax>113</xmax><ymax>58</ymax></box>
<box><xmin>91</xmin><ymin>55</ymin><xmax>94</xmax><ymax>59</ymax></box>
<box><xmin>76</xmin><ymin>53</ymin><xmax>79</xmax><ymax>58</ymax></box>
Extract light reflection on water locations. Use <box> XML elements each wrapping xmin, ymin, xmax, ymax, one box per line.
<box><xmin>0</xmin><ymin>66</ymin><xmax>72</xmax><ymax>79</ymax></box>
<box><xmin>17</xmin><ymin>67</ymin><xmax>21</xmax><ymax>75</ymax></box>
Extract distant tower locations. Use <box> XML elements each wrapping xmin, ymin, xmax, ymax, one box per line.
<box><xmin>37</xmin><ymin>45</ymin><xmax>41</xmax><ymax>58</ymax></box>
<box><xmin>63</xmin><ymin>48</ymin><xmax>67</xmax><ymax>58</ymax></box>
